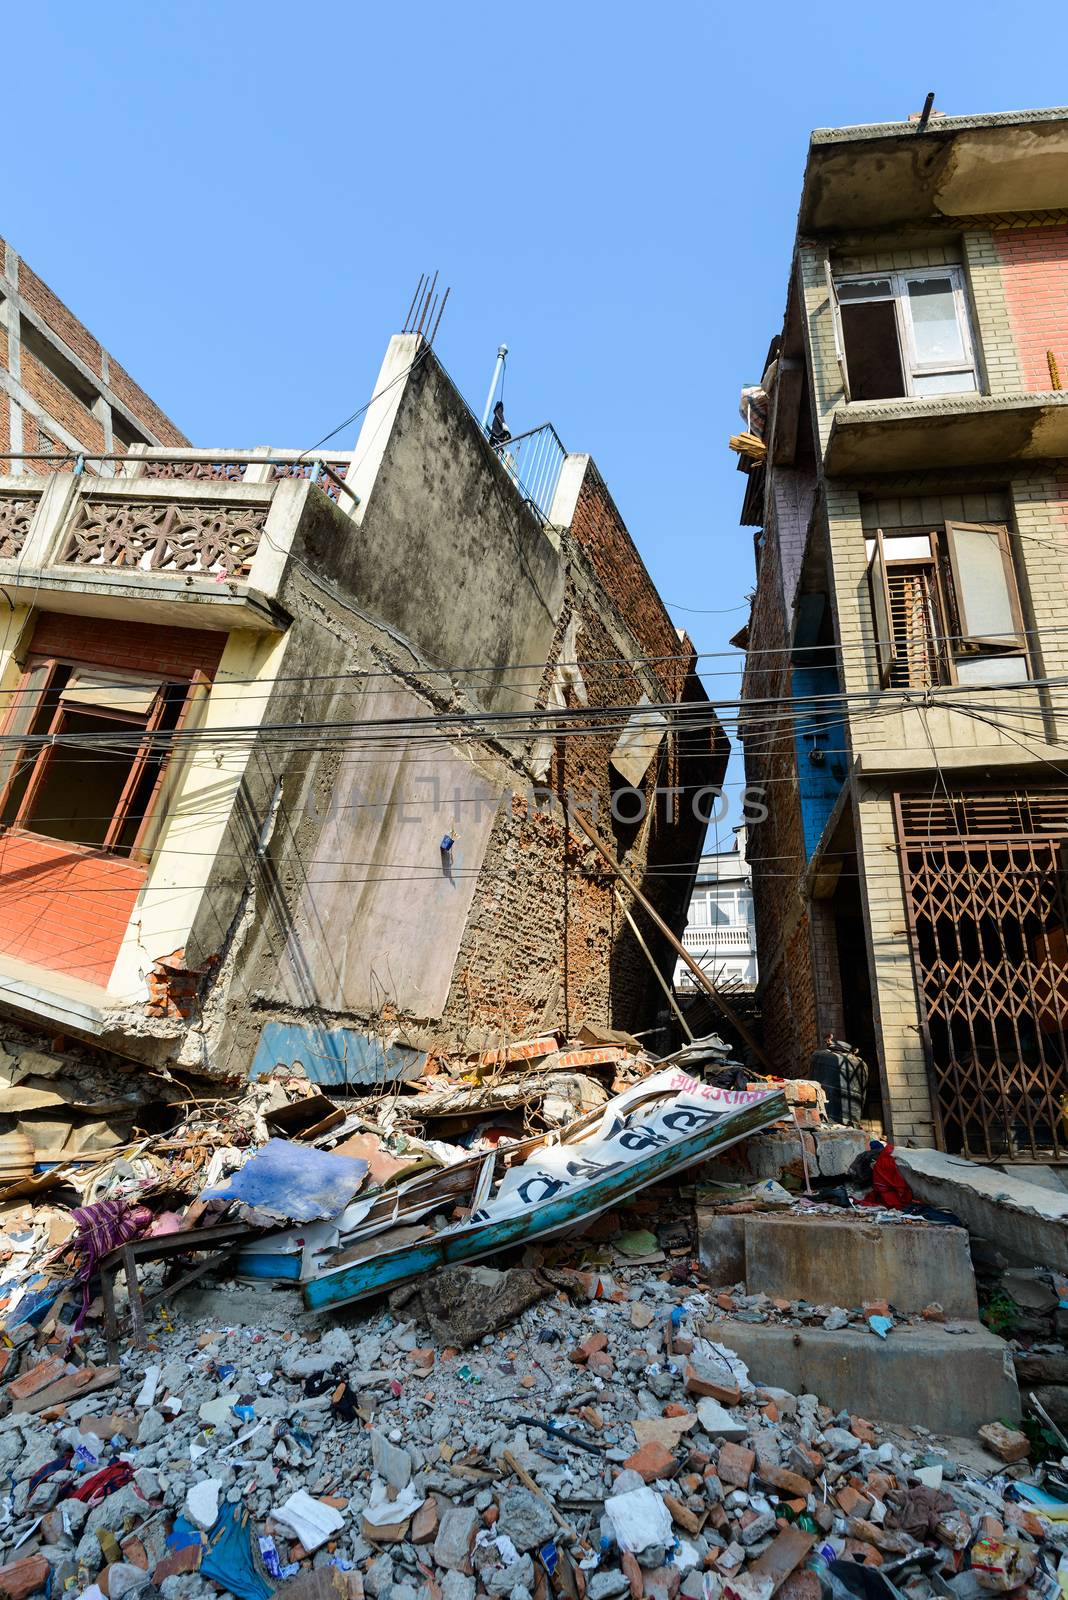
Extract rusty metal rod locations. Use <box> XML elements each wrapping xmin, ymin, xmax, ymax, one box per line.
<box><xmin>569</xmin><ymin>809</ymin><xmax>772</xmax><ymax>1072</ymax></box>
<box><xmin>614</xmin><ymin>887</ymin><xmax>694</xmax><ymax>1043</ymax></box>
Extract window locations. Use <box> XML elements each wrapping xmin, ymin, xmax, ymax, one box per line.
<box><xmin>827</xmin><ymin>266</ymin><xmax>978</xmax><ymax>401</ymax></box>
<box><xmin>0</xmin><ymin>660</ymin><xmax>207</xmax><ymax>860</ymax></box>
<box><xmin>689</xmin><ymin>894</ymin><xmax>710</xmax><ymax>928</ymax></box>
<box><xmin>867</xmin><ymin>523</ymin><xmax>1027</xmax><ymax>689</ymax></box>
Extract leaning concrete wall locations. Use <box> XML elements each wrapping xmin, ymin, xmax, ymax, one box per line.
<box><xmin>325</xmin><ymin>339</ymin><xmax>566</xmax><ymax>716</ymax></box>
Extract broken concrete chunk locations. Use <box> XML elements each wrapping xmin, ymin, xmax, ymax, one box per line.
<box><xmin>978</xmin><ymin>1421</ymin><xmax>1030</xmax><ymax>1463</ymax></box>
<box><xmin>604</xmin><ymin>1485</ymin><xmax>674</xmax><ymax>1555</ymax></box>
<box><xmin>433</xmin><ymin>1505</ymin><xmax>481</xmax><ymax>1571</ymax></box>
<box><xmin>370</xmin><ymin>1427</ymin><xmax>412</xmax><ymax>1490</ymax></box>
<box><xmin>185</xmin><ymin>1478</ymin><xmax>222</xmax><ymax>1530</ymax></box>
<box><xmin>697</xmin><ymin>1397</ymin><xmax>748</xmax><ymax>1441</ymax></box>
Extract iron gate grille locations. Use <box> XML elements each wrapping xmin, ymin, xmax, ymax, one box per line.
<box><xmin>896</xmin><ymin>789</ymin><xmax>1068</xmax><ymax>1160</ymax></box>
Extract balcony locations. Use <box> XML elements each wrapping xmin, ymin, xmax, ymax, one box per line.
<box><xmin>0</xmin><ymin>449</ymin><xmax>357</xmax><ymax>632</ymax></box>
<box><xmin>824</xmin><ymin>391</ymin><xmax>1068</xmax><ymax>476</ymax></box>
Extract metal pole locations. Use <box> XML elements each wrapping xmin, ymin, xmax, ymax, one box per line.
<box><xmin>614</xmin><ymin>888</ymin><xmax>694</xmax><ymax>1043</ymax></box>
<box><xmin>480</xmin><ymin>344</ymin><xmax>508</xmax><ymax>431</ymax></box>
<box><xmin>569</xmin><ymin>809</ymin><xmax>772</xmax><ymax>1072</ymax></box>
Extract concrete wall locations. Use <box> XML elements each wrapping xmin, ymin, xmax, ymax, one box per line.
<box><xmin>335</xmin><ymin>336</ymin><xmax>566</xmax><ymax>716</ymax></box>
<box><xmin>0</xmin><ymin>339</ymin><xmax>717</xmax><ymax>1077</ymax></box>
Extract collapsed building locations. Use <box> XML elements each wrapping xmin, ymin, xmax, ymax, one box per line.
<box><xmin>0</xmin><ymin>252</ymin><xmax>725</xmax><ymax>1141</ymax></box>
<box><xmin>732</xmin><ymin>104</ymin><xmax>1068</xmax><ymax>1157</ymax></box>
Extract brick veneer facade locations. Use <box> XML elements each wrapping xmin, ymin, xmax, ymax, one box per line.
<box><xmin>995</xmin><ymin>224</ymin><xmax>1068</xmax><ymax>391</ymax></box>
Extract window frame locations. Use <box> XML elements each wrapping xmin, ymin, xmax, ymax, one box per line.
<box><xmin>0</xmin><ymin>656</ymin><xmax>207</xmax><ymax>862</ymax></box>
<box><xmin>865</xmin><ymin>522</ymin><xmax>1029</xmax><ymax>690</ymax></box>
<box><xmin>832</xmin><ymin>266</ymin><xmax>979</xmax><ymax>400</ymax></box>
<box><xmin>943</xmin><ymin>520</ymin><xmax>1027</xmax><ymax>655</ymax></box>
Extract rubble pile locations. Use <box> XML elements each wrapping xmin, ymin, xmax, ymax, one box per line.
<box><xmin>2</xmin><ymin>1026</ymin><xmax>1067</xmax><ymax>1599</ymax></box>
<box><xmin>1</xmin><ymin>1259</ymin><xmax>1067</xmax><ymax>1600</ymax></box>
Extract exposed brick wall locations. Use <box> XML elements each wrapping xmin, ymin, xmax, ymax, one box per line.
<box><xmin>0</xmin><ymin>831</ymin><xmax>143</xmax><ymax>986</ymax></box>
<box><xmin>995</xmin><ymin>225</ymin><xmax>1068</xmax><ymax>390</ymax></box>
<box><xmin>107</xmin><ymin>357</ymin><xmax>189</xmax><ymax>448</ymax></box>
<box><xmin>18</xmin><ymin>348</ymin><xmax>105</xmax><ymax>453</ymax></box>
<box><xmin>441</xmin><ymin>568</ymin><xmax>718</xmax><ymax>1042</ymax></box>
<box><xmin>0</xmin><ymin>234</ymin><xmax>190</xmax><ymax>457</ymax></box>
<box><xmin>18</xmin><ymin>262</ymin><xmax>104</xmax><ymax>378</ymax></box>
<box><xmin>28</xmin><ymin>613</ymin><xmax>225</xmax><ymax>679</ymax></box>
<box><xmin>567</xmin><ymin>465</ymin><xmax>683</xmax><ymax>695</ymax></box>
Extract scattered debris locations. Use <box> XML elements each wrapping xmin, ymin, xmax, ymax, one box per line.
<box><xmin>1</xmin><ymin>1033</ymin><xmax>1066</xmax><ymax>1600</ymax></box>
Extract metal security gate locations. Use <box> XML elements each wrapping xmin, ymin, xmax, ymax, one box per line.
<box><xmin>895</xmin><ymin>790</ymin><xmax>1068</xmax><ymax>1159</ymax></box>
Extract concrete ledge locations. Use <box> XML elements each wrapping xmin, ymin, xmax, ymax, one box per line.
<box><xmin>698</xmin><ymin>1210</ymin><xmax>978</xmax><ymax>1318</ymax></box>
<box><xmin>713</xmin><ymin>1320</ymin><xmax>1019</xmax><ymax>1434</ymax></box>
<box><xmin>895</xmin><ymin>1147</ymin><xmax>1068</xmax><ymax>1273</ymax></box>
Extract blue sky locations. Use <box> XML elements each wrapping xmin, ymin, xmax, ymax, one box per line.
<box><xmin>8</xmin><ymin>1</ymin><xmax>1067</xmax><ymax>836</ymax></box>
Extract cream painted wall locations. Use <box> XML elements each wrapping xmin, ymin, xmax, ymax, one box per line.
<box><xmin>107</xmin><ymin>627</ymin><xmax>291</xmax><ymax>1001</ymax></box>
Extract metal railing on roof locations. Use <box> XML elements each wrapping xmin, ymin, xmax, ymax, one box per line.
<box><xmin>491</xmin><ymin>422</ymin><xmax>566</xmax><ymax>523</ymax></box>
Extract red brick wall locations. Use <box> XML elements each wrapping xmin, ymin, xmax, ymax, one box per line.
<box><xmin>18</xmin><ymin>262</ymin><xmax>105</xmax><ymax>379</ymax></box>
<box><xmin>0</xmin><ymin>614</ymin><xmax>225</xmax><ymax>988</ymax></box>
<box><xmin>28</xmin><ymin>613</ymin><xmax>225</xmax><ymax>678</ymax></box>
<box><xmin>0</xmin><ymin>234</ymin><xmax>190</xmax><ymax>454</ymax></box>
<box><xmin>567</xmin><ymin>465</ymin><xmax>684</xmax><ymax>697</ymax></box>
<box><xmin>442</xmin><ymin>567</ymin><xmax>720</xmax><ymax>1042</ymax></box>
<box><xmin>0</xmin><ymin>832</ymin><xmax>144</xmax><ymax>986</ymax></box>
<box><xmin>107</xmin><ymin>357</ymin><xmax>189</xmax><ymax>448</ymax></box>
<box><xmin>18</xmin><ymin>348</ymin><xmax>105</xmax><ymax>454</ymax></box>
<box><xmin>995</xmin><ymin>225</ymin><xmax>1068</xmax><ymax>390</ymax></box>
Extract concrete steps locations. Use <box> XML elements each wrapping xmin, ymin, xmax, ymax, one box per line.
<box><xmin>696</xmin><ymin>1206</ymin><xmax>1018</xmax><ymax>1432</ymax></box>
<box><xmin>697</xmin><ymin>1209</ymin><xmax>978</xmax><ymax>1319</ymax></box>
<box><xmin>709</xmin><ymin>1319</ymin><xmax>1019</xmax><ymax>1435</ymax></box>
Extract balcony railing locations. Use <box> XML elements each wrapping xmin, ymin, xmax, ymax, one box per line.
<box><xmin>682</xmin><ymin>925</ymin><xmax>755</xmax><ymax>953</ymax></box>
<box><xmin>0</xmin><ymin>448</ymin><xmax>361</xmax><ymax>629</ymax></box>
<box><xmin>4</xmin><ymin>448</ymin><xmax>357</xmax><ymax>507</ymax></box>
<box><xmin>492</xmin><ymin>423</ymin><xmax>567</xmax><ymax>523</ymax></box>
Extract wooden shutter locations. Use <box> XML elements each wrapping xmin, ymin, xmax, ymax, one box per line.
<box><xmin>943</xmin><ymin>522</ymin><xmax>1026</xmax><ymax>652</ymax></box>
<box><xmin>867</xmin><ymin>528</ymin><xmax>896</xmax><ymax>686</ymax></box>
<box><xmin>824</xmin><ymin>260</ymin><xmax>851</xmax><ymax>401</ymax></box>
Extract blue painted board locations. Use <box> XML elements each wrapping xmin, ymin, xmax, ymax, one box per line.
<box><xmin>248</xmin><ymin>1021</ymin><xmax>425</xmax><ymax>1087</ymax></box>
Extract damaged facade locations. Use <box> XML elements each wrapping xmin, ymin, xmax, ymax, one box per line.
<box><xmin>0</xmin><ymin>292</ymin><xmax>724</xmax><ymax>1109</ymax></box>
<box><xmin>734</xmin><ymin>105</ymin><xmax>1068</xmax><ymax>1156</ymax></box>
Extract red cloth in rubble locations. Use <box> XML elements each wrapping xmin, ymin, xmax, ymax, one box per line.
<box><xmin>860</xmin><ymin>1142</ymin><xmax>914</xmax><ymax>1210</ymax></box>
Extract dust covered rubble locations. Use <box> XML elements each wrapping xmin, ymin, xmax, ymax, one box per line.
<box><xmin>1</xmin><ymin>1265</ymin><xmax>1064</xmax><ymax>1600</ymax></box>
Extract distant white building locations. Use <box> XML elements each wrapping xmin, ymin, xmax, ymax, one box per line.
<box><xmin>674</xmin><ymin>828</ymin><xmax>757</xmax><ymax>990</ymax></box>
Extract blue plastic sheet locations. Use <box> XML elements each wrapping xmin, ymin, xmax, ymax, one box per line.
<box><xmin>201</xmin><ymin>1139</ymin><xmax>368</xmax><ymax>1223</ymax></box>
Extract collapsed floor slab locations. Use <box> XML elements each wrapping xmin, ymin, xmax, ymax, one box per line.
<box><xmin>895</xmin><ymin>1146</ymin><xmax>1068</xmax><ymax>1271</ymax></box>
<box><xmin>697</xmin><ymin>1208</ymin><xmax>979</xmax><ymax>1317</ymax></box>
<box><xmin>710</xmin><ymin>1319</ymin><xmax>1019</xmax><ymax>1434</ymax></box>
